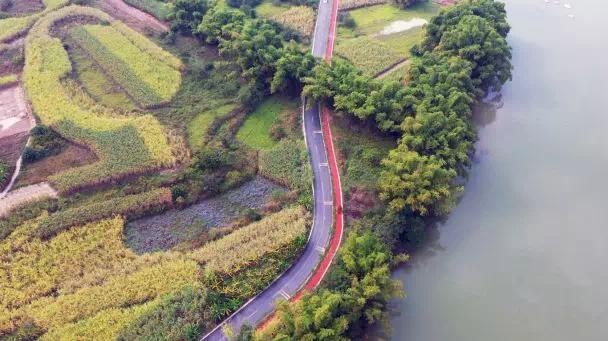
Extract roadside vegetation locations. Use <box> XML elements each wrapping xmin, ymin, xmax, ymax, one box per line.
<box><xmin>261</xmin><ymin>0</ymin><xmax>513</xmax><ymax>339</ymax></box>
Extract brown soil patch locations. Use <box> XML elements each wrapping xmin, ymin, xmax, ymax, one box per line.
<box><xmin>93</xmin><ymin>0</ymin><xmax>169</xmax><ymax>34</ymax></box>
<box><xmin>16</xmin><ymin>143</ymin><xmax>98</xmax><ymax>187</ymax></box>
<box><xmin>2</xmin><ymin>0</ymin><xmax>44</xmax><ymax>16</ymax></box>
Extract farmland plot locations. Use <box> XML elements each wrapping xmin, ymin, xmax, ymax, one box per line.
<box><xmin>271</xmin><ymin>6</ymin><xmax>315</xmax><ymax>38</ymax></box>
<box><xmin>23</xmin><ymin>6</ymin><xmax>176</xmax><ymax>192</ymax></box>
<box><xmin>70</xmin><ymin>24</ymin><xmax>182</xmax><ymax>108</ymax></box>
<box><xmin>0</xmin><ymin>204</ymin><xmax>309</xmax><ymax>339</ymax></box>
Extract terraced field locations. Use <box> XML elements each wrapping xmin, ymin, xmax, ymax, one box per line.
<box><xmin>22</xmin><ymin>6</ymin><xmax>177</xmax><ymax>192</ymax></box>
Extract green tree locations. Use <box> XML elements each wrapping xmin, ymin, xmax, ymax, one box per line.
<box><xmin>392</xmin><ymin>0</ymin><xmax>426</xmax><ymax>9</ymax></box>
<box><xmin>169</xmin><ymin>0</ymin><xmax>211</xmax><ymax>35</ymax></box>
<box><xmin>400</xmin><ymin>111</ymin><xmax>475</xmax><ymax>176</ymax></box>
<box><xmin>271</xmin><ymin>43</ymin><xmax>316</xmax><ymax>95</ymax></box>
<box><xmin>416</xmin><ymin>0</ymin><xmax>510</xmax><ymax>53</ymax></box>
<box><xmin>380</xmin><ymin>146</ymin><xmax>461</xmax><ymax>216</ymax></box>
<box><xmin>438</xmin><ymin>15</ymin><xmax>512</xmax><ymax>92</ymax></box>
<box><xmin>197</xmin><ymin>7</ymin><xmax>247</xmax><ymax>45</ymax></box>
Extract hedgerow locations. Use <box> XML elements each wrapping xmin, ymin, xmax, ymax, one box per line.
<box><xmin>0</xmin><ymin>73</ymin><xmax>17</xmax><ymax>88</ymax></box>
<box><xmin>70</xmin><ymin>24</ymin><xmax>181</xmax><ymax>108</ymax></box>
<box><xmin>111</xmin><ymin>21</ymin><xmax>183</xmax><ymax>71</ymax></box>
<box><xmin>35</xmin><ymin>188</ymin><xmax>172</xmax><ymax>239</ymax></box>
<box><xmin>188</xmin><ymin>206</ymin><xmax>309</xmax><ymax>274</ymax></box>
<box><xmin>23</xmin><ymin>6</ymin><xmax>175</xmax><ymax>192</ymax></box>
<box><xmin>338</xmin><ymin>0</ymin><xmax>387</xmax><ymax>10</ymax></box>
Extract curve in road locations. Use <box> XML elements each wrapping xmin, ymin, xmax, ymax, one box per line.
<box><xmin>201</xmin><ymin>0</ymin><xmax>341</xmax><ymax>339</ymax></box>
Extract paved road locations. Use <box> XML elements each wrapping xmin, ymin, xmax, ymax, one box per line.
<box><xmin>201</xmin><ymin>1</ymin><xmax>338</xmax><ymax>339</ymax></box>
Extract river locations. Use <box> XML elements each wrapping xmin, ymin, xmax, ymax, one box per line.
<box><xmin>391</xmin><ymin>0</ymin><xmax>608</xmax><ymax>340</ymax></box>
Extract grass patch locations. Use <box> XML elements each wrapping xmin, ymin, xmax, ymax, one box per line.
<box><xmin>256</xmin><ymin>0</ymin><xmax>291</xmax><ymax>18</ymax></box>
<box><xmin>236</xmin><ymin>96</ymin><xmax>296</xmax><ymax>150</ymax></box>
<box><xmin>187</xmin><ymin>103</ymin><xmax>237</xmax><ymax>150</ymax></box>
<box><xmin>0</xmin><ymin>73</ymin><xmax>18</xmax><ymax>87</ymax></box>
<box><xmin>347</xmin><ymin>3</ymin><xmax>438</xmax><ymax>35</ymax></box>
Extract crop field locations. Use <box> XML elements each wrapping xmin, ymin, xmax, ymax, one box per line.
<box><xmin>336</xmin><ymin>3</ymin><xmax>438</xmax><ymax>76</ymax></box>
<box><xmin>22</xmin><ymin>6</ymin><xmax>177</xmax><ymax>193</ymax></box>
<box><xmin>271</xmin><ymin>6</ymin><xmax>315</xmax><ymax>38</ymax></box>
<box><xmin>70</xmin><ymin>24</ymin><xmax>182</xmax><ymax>108</ymax></box>
<box><xmin>0</xmin><ymin>74</ymin><xmax>17</xmax><ymax>87</ymax></box>
<box><xmin>0</xmin><ymin>0</ymin><xmax>69</xmax><ymax>42</ymax></box>
<box><xmin>0</xmin><ymin>203</ymin><xmax>308</xmax><ymax>339</ymax></box>
<box><xmin>339</xmin><ymin>0</ymin><xmax>387</xmax><ymax>11</ymax></box>
<box><xmin>335</xmin><ymin>36</ymin><xmax>405</xmax><ymax>76</ymax></box>
<box><xmin>236</xmin><ymin>96</ymin><xmax>297</xmax><ymax>150</ymax></box>
<box><xmin>123</xmin><ymin>0</ymin><xmax>170</xmax><ymax>20</ymax></box>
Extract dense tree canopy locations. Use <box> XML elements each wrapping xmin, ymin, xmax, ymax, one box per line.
<box><xmin>257</xmin><ymin>232</ymin><xmax>403</xmax><ymax>340</ymax></box>
<box><xmin>169</xmin><ymin>0</ymin><xmax>211</xmax><ymax>35</ymax></box>
<box><xmin>380</xmin><ymin>146</ymin><xmax>460</xmax><ymax>216</ymax></box>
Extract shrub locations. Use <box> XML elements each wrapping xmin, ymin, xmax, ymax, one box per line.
<box><xmin>338</xmin><ymin>0</ymin><xmax>387</xmax><ymax>10</ymax></box>
<box><xmin>22</xmin><ymin>125</ymin><xmax>65</xmax><ymax>163</ymax></box>
<box><xmin>35</xmin><ymin>188</ymin><xmax>172</xmax><ymax>239</ymax></box>
<box><xmin>0</xmin><ymin>161</ymin><xmax>7</xmax><ymax>183</ymax></box>
<box><xmin>115</xmin><ymin>285</ymin><xmax>214</xmax><ymax>341</ymax></box>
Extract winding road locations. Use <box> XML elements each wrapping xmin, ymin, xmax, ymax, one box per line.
<box><xmin>201</xmin><ymin>0</ymin><xmax>342</xmax><ymax>339</ymax></box>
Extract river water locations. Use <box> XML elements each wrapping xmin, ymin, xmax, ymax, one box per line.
<box><xmin>391</xmin><ymin>1</ymin><xmax>608</xmax><ymax>340</ymax></box>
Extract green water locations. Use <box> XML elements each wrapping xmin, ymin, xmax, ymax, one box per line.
<box><xmin>392</xmin><ymin>0</ymin><xmax>608</xmax><ymax>340</ymax></box>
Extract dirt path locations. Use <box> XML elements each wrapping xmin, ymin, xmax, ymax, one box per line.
<box><xmin>95</xmin><ymin>0</ymin><xmax>169</xmax><ymax>33</ymax></box>
<box><xmin>376</xmin><ymin>59</ymin><xmax>410</xmax><ymax>79</ymax></box>
<box><xmin>0</xmin><ymin>182</ymin><xmax>57</xmax><ymax>217</ymax></box>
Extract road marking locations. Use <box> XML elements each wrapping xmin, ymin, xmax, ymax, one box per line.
<box><xmin>279</xmin><ymin>290</ymin><xmax>290</xmax><ymax>300</ymax></box>
<box><xmin>319</xmin><ymin>162</ymin><xmax>328</xmax><ymax>167</ymax></box>
<box><xmin>316</xmin><ymin>245</ymin><xmax>326</xmax><ymax>253</ymax></box>
<box><xmin>245</xmin><ymin>309</ymin><xmax>258</xmax><ymax>320</ymax></box>
<box><xmin>324</xmin><ymin>201</ymin><xmax>333</xmax><ymax>206</ymax></box>
<box><xmin>314</xmin><ymin>130</ymin><xmax>323</xmax><ymax>134</ymax></box>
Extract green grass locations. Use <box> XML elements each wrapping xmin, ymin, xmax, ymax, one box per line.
<box><xmin>256</xmin><ymin>0</ymin><xmax>292</xmax><ymax>18</ymax></box>
<box><xmin>236</xmin><ymin>97</ymin><xmax>293</xmax><ymax>150</ymax></box>
<box><xmin>187</xmin><ymin>103</ymin><xmax>237</xmax><ymax>150</ymax></box>
<box><xmin>332</xmin><ymin>115</ymin><xmax>396</xmax><ymax>189</ymax></box>
<box><xmin>337</xmin><ymin>3</ymin><xmax>438</xmax><ymax>77</ymax></box>
<box><xmin>348</xmin><ymin>3</ymin><xmax>438</xmax><ymax>35</ymax></box>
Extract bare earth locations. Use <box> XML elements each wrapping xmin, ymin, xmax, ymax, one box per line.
<box><xmin>0</xmin><ymin>183</ymin><xmax>57</xmax><ymax>217</ymax></box>
<box><xmin>95</xmin><ymin>0</ymin><xmax>169</xmax><ymax>33</ymax></box>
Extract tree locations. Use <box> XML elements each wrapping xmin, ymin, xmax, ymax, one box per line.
<box><xmin>400</xmin><ymin>111</ymin><xmax>475</xmax><ymax>176</ymax></box>
<box><xmin>380</xmin><ymin>146</ymin><xmax>461</xmax><ymax>216</ymax></box>
<box><xmin>438</xmin><ymin>15</ymin><xmax>512</xmax><ymax>92</ymax></box>
<box><xmin>271</xmin><ymin>43</ymin><xmax>316</xmax><ymax>95</ymax></box>
<box><xmin>169</xmin><ymin>0</ymin><xmax>211</xmax><ymax>35</ymax></box>
<box><xmin>197</xmin><ymin>7</ymin><xmax>247</xmax><ymax>45</ymax></box>
<box><xmin>416</xmin><ymin>0</ymin><xmax>510</xmax><ymax>54</ymax></box>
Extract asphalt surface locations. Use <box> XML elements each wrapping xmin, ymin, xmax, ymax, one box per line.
<box><xmin>200</xmin><ymin>1</ymin><xmax>337</xmax><ymax>339</ymax></box>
